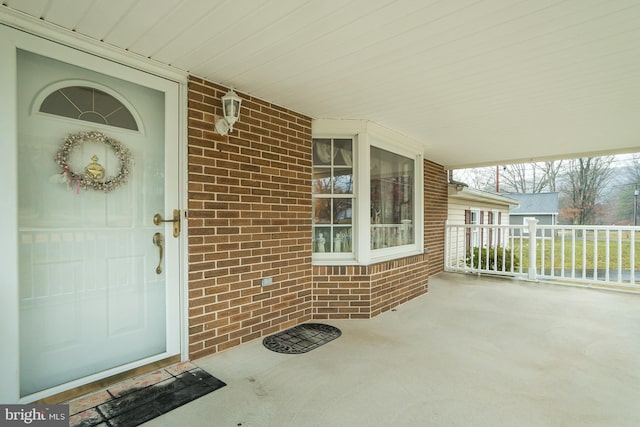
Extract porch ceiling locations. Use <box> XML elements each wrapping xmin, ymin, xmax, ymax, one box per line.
<box><xmin>3</xmin><ymin>0</ymin><xmax>640</xmax><ymax>168</ymax></box>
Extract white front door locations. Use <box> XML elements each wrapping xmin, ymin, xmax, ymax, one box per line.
<box><xmin>0</xmin><ymin>25</ymin><xmax>183</xmax><ymax>402</ymax></box>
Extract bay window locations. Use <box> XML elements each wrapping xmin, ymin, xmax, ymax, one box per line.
<box><xmin>312</xmin><ymin>120</ymin><xmax>424</xmax><ymax>264</ymax></box>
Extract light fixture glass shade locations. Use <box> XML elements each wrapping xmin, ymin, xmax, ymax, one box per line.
<box><xmin>221</xmin><ymin>88</ymin><xmax>242</xmax><ymax>131</ymax></box>
<box><xmin>215</xmin><ymin>118</ymin><xmax>230</xmax><ymax>136</ymax></box>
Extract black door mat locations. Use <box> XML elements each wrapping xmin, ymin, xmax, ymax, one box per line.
<box><xmin>263</xmin><ymin>323</ymin><xmax>342</xmax><ymax>354</ymax></box>
<box><xmin>72</xmin><ymin>368</ymin><xmax>226</xmax><ymax>427</ymax></box>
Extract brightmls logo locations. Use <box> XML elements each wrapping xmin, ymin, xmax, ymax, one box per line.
<box><xmin>0</xmin><ymin>405</ymin><xmax>68</xmax><ymax>426</ymax></box>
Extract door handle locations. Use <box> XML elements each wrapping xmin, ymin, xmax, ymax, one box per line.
<box><xmin>154</xmin><ymin>209</ymin><xmax>180</xmax><ymax>238</ymax></box>
<box><xmin>153</xmin><ymin>232</ymin><xmax>164</xmax><ymax>275</ymax></box>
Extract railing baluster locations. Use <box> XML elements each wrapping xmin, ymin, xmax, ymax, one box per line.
<box><xmin>618</xmin><ymin>229</ymin><xmax>623</xmax><ymax>285</ymax></box>
<box><xmin>630</xmin><ymin>230</ymin><xmax>635</xmax><ymax>285</ymax></box>
<box><xmin>571</xmin><ymin>229</ymin><xmax>576</xmax><ymax>279</ymax></box>
<box><xmin>527</xmin><ymin>218</ymin><xmax>537</xmax><ymax>280</ymax></box>
<box><xmin>593</xmin><ymin>229</ymin><xmax>598</xmax><ymax>281</ymax></box>
<box><xmin>510</xmin><ymin>228</ymin><xmax>515</xmax><ymax>273</ymax></box>
<box><xmin>605</xmin><ymin>229</ymin><xmax>610</xmax><ymax>283</ymax></box>
<box><xmin>582</xmin><ymin>229</ymin><xmax>587</xmax><ymax>280</ymax></box>
<box><xmin>550</xmin><ymin>229</ymin><xmax>555</xmax><ymax>278</ymax></box>
<box><xmin>540</xmin><ymin>227</ymin><xmax>545</xmax><ymax>277</ymax></box>
<box><xmin>519</xmin><ymin>231</ymin><xmax>523</xmax><ymax>275</ymax></box>
<box><xmin>561</xmin><ymin>228</ymin><xmax>565</xmax><ymax>279</ymax></box>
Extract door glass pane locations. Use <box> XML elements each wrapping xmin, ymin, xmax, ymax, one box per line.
<box><xmin>40</xmin><ymin>86</ymin><xmax>139</xmax><ymax>130</ymax></box>
<box><xmin>17</xmin><ymin>49</ymin><xmax>166</xmax><ymax>397</ymax></box>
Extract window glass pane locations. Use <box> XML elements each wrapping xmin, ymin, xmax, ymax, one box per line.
<box><xmin>334</xmin><ymin>139</ymin><xmax>352</xmax><ymax>166</ymax></box>
<box><xmin>333</xmin><ymin>168</ymin><xmax>353</xmax><ymax>194</ymax></box>
<box><xmin>313</xmin><ymin>199</ymin><xmax>331</xmax><ymax>224</ymax></box>
<box><xmin>334</xmin><ymin>199</ymin><xmax>352</xmax><ymax>224</ymax></box>
<box><xmin>370</xmin><ymin>147</ymin><xmax>414</xmax><ymax>249</ymax></box>
<box><xmin>313</xmin><ymin>168</ymin><xmax>332</xmax><ymax>194</ymax></box>
<box><xmin>313</xmin><ymin>139</ymin><xmax>332</xmax><ymax>165</ymax></box>
<box><xmin>333</xmin><ymin>227</ymin><xmax>352</xmax><ymax>252</ymax></box>
<box><xmin>313</xmin><ymin>227</ymin><xmax>331</xmax><ymax>253</ymax></box>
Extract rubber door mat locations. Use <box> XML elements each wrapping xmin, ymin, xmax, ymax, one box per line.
<box><xmin>263</xmin><ymin>323</ymin><xmax>342</xmax><ymax>354</ymax></box>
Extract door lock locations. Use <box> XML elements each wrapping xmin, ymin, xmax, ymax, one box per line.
<box><xmin>154</xmin><ymin>209</ymin><xmax>180</xmax><ymax>238</ymax></box>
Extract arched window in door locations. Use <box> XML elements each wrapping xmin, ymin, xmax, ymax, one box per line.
<box><xmin>39</xmin><ymin>85</ymin><xmax>139</xmax><ymax>131</ymax></box>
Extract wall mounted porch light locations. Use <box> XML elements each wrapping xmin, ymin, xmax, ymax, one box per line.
<box><xmin>215</xmin><ymin>87</ymin><xmax>242</xmax><ymax>136</ymax></box>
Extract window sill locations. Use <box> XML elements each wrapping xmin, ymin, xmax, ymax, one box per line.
<box><xmin>312</xmin><ymin>248</ymin><xmax>426</xmax><ymax>266</ymax></box>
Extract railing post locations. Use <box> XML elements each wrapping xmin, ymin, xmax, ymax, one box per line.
<box><xmin>527</xmin><ymin>218</ymin><xmax>539</xmax><ymax>280</ymax></box>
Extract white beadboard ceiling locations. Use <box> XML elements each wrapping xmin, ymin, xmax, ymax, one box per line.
<box><xmin>3</xmin><ymin>0</ymin><xmax>640</xmax><ymax>168</ymax></box>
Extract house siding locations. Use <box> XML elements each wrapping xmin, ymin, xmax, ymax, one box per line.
<box><xmin>447</xmin><ymin>200</ymin><xmax>511</xmax><ymax>226</ymax></box>
<box><xmin>447</xmin><ymin>196</ymin><xmax>514</xmax><ymax>263</ymax></box>
<box><xmin>187</xmin><ymin>76</ymin><xmax>448</xmax><ymax>358</ymax></box>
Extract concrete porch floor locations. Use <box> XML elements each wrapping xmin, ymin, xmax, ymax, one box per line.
<box><xmin>145</xmin><ymin>273</ymin><xmax>640</xmax><ymax>427</ymax></box>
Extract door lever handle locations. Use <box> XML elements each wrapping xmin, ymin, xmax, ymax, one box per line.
<box><xmin>154</xmin><ymin>209</ymin><xmax>180</xmax><ymax>238</ymax></box>
<box><xmin>153</xmin><ymin>232</ymin><xmax>164</xmax><ymax>275</ymax></box>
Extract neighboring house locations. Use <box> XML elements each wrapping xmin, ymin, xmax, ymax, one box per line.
<box><xmin>447</xmin><ymin>185</ymin><xmax>519</xmax><ymax>264</ymax></box>
<box><xmin>506</xmin><ymin>193</ymin><xmax>560</xmax><ymax>237</ymax></box>
<box><xmin>0</xmin><ymin>17</ymin><xmax>449</xmax><ymax>403</ymax></box>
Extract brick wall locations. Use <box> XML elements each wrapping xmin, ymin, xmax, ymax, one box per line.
<box><xmin>313</xmin><ymin>265</ymin><xmax>371</xmax><ymax>319</ymax></box>
<box><xmin>370</xmin><ymin>254</ymin><xmax>429</xmax><ymax>316</ymax></box>
<box><xmin>186</xmin><ymin>76</ymin><xmax>450</xmax><ymax>357</ymax></box>
<box><xmin>312</xmin><ymin>255</ymin><xmax>429</xmax><ymax>319</ymax></box>
<box><xmin>424</xmin><ymin>159</ymin><xmax>448</xmax><ymax>276</ymax></box>
<box><xmin>187</xmin><ymin>76</ymin><xmax>313</xmax><ymax>359</ymax></box>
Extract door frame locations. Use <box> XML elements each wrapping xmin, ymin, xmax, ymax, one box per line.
<box><xmin>0</xmin><ymin>17</ymin><xmax>189</xmax><ymax>404</ymax></box>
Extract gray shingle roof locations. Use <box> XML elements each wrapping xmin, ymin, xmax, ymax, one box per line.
<box><xmin>504</xmin><ymin>192</ymin><xmax>559</xmax><ymax>214</ymax></box>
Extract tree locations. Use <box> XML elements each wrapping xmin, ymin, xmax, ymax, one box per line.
<box><xmin>612</xmin><ymin>154</ymin><xmax>640</xmax><ymax>224</ymax></box>
<box><xmin>499</xmin><ymin>161</ymin><xmax>562</xmax><ymax>193</ymax></box>
<box><xmin>452</xmin><ymin>167</ymin><xmax>495</xmax><ymax>192</ymax></box>
<box><xmin>560</xmin><ymin>157</ymin><xmax>614</xmax><ymax>225</ymax></box>
<box><xmin>537</xmin><ymin>160</ymin><xmax>563</xmax><ymax>192</ymax></box>
<box><xmin>501</xmin><ymin>163</ymin><xmax>541</xmax><ymax>193</ymax></box>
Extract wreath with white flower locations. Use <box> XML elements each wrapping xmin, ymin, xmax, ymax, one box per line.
<box><xmin>55</xmin><ymin>130</ymin><xmax>131</xmax><ymax>193</ymax></box>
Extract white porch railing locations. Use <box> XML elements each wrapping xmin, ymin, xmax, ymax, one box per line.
<box><xmin>445</xmin><ymin>220</ymin><xmax>639</xmax><ymax>290</ymax></box>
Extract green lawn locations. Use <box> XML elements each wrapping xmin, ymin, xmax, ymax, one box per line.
<box><xmin>512</xmin><ymin>230</ymin><xmax>640</xmax><ymax>271</ymax></box>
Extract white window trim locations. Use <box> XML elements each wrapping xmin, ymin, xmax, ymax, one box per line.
<box><xmin>491</xmin><ymin>210</ymin><xmax>499</xmax><ymax>225</ymax></box>
<box><xmin>312</xmin><ymin>120</ymin><xmax>424</xmax><ymax>265</ymax></box>
<box><xmin>469</xmin><ymin>208</ymin><xmax>480</xmax><ymax>247</ymax></box>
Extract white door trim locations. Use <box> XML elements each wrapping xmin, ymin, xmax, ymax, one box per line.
<box><xmin>0</xmin><ymin>23</ymin><xmax>189</xmax><ymax>404</ymax></box>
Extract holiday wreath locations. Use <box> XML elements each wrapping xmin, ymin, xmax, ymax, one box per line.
<box><xmin>55</xmin><ymin>130</ymin><xmax>131</xmax><ymax>193</ymax></box>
